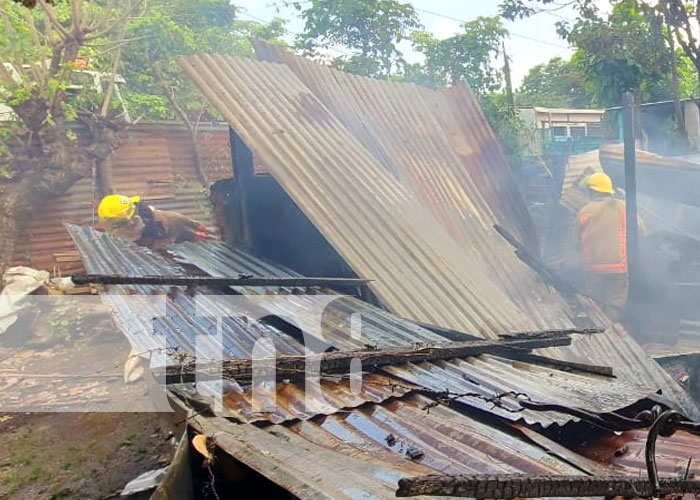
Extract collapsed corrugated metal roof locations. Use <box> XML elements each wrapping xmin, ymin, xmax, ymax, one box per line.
<box><xmin>67</xmin><ymin>225</ymin><xmax>700</xmax><ymax>497</ymax></box>
<box><xmin>69</xmin><ymin>226</ymin><xmax>668</xmax><ymax>427</ymax></box>
<box><xmin>171</xmin><ymin>238</ymin><xmax>659</xmax><ymax>428</ymax></box>
<box><xmin>253</xmin><ymin>42</ymin><xmax>572</xmax><ymax>329</ymax></box>
<box><xmin>178</xmin><ymin>52</ymin><xmax>698</xmax><ymax>419</ymax></box>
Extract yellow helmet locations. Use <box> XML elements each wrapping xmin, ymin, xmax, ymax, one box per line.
<box><xmin>586</xmin><ymin>173</ymin><xmax>615</xmax><ymax>195</ymax></box>
<box><xmin>97</xmin><ymin>194</ymin><xmax>141</xmax><ymax>220</ymax></box>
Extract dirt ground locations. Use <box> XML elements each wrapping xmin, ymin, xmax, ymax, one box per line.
<box><xmin>0</xmin><ymin>412</ymin><xmax>173</xmax><ymax>499</ymax></box>
<box><xmin>0</xmin><ymin>299</ymin><xmax>177</xmax><ymax>499</ymax></box>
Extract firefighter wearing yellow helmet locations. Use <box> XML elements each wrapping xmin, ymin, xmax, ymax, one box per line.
<box><xmin>576</xmin><ymin>172</ymin><xmax>642</xmax><ymax>321</ymax></box>
<box><xmin>97</xmin><ymin>194</ymin><xmax>210</xmax><ymax>249</ymax></box>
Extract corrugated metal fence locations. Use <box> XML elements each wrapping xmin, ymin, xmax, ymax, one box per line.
<box><xmin>11</xmin><ymin>122</ymin><xmax>231</xmax><ymax>274</ymax></box>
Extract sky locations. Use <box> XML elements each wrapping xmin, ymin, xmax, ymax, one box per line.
<box><xmin>230</xmin><ymin>0</ymin><xmax>589</xmax><ymax>87</ymax></box>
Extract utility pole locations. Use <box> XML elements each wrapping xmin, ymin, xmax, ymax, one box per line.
<box><xmin>622</xmin><ymin>91</ymin><xmax>640</xmax><ymax>306</ymax></box>
<box><xmin>502</xmin><ymin>41</ymin><xmax>514</xmax><ymax>112</ymax></box>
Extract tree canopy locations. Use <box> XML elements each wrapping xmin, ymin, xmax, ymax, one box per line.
<box><xmin>295</xmin><ymin>0</ymin><xmax>421</xmax><ymax>77</ymax></box>
<box><xmin>121</xmin><ymin>1</ymin><xmax>286</xmax><ymax>123</ymax></box>
<box><xmin>408</xmin><ymin>16</ymin><xmax>508</xmax><ymax>93</ymax></box>
<box><xmin>517</xmin><ymin>56</ymin><xmax>592</xmax><ymax>108</ymax></box>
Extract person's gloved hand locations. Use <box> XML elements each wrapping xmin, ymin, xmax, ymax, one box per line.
<box><xmin>194</xmin><ymin>223</ymin><xmax>211</xmax><ymax>242</ymax></box>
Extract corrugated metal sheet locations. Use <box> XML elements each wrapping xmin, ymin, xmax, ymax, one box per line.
<box><xmin>69</xmin><ymin>225</ymin><xmax>700</xmax><ymax>499</ymax></box>
<box><xmin>601</xmin><ymin>144</ymin><xmax>700</xmax><ymax>208</ymax></box>
<box><xmin>178</xmin><ymin>54</ymin><xmax>564</xmax><ymax>338</ymax></box>
<box><xmin>170</xmin><ymin>239</ymin><xmax>662</xmax><ymax>428</ymax></box>
<box><xmin>171</xmin><ymin>241</ymin><xmax>449</xmax><ymax>350</ymax></box>
<box><xmin>288</xmin><ymin>395</ymin><xmax>584</xmax><ymax>476</ymax></box>
<box><xmin>383</xmin><ymin>355</ymin><xmax>653</xmax><ymax>428</ymax></box>
<box><xmin>195</xmin><ymin>395</ymin><xmax>589</xmax><ymax>500</ymax></box>
<box><xmin>178</xmin><ymin>53</ymin><xmax>698</xmax><ymax>419</ymax></box>
<box><xmin>12</xmin><ymin>123</ymin><xmax>231</xmax><ymax>275</ymax></box>
<box><xmin>67</xmin><ymin>227</ymin><xmax>665</xmax><ymax>428</ymax></box>
<box><xmin>66</xmin><ymin>224</ymin><xmax>304</xmax><ymax>358</ymax></box>
<box><xmin>579</xmin><ymin>428</ymin><xmax>700</xmax><ymax>478</ymax></box>
<box><xmin>560</xmin><ymin>150</ymin><xmax>603</xmax><ymax>212</ymax></box>
<box><xmin>254</xmin><ymin>43</ymin><xmax>572</xmax><ymax>332</ymax></box>
<box><xmin>67</xmin><ymin>225</ymin><xmax>418</xmax><ymax>423</ymax></box>
<box><xmin>253</xmin><ymin>42</ymin><xmax>538</xmax><ymax>251</ymax></box>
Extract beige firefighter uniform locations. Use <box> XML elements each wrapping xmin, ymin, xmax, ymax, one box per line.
<box><xmin>577</xmin><ymin>196</ymin><xmax>629</xmax><ymax>321</ymax></box>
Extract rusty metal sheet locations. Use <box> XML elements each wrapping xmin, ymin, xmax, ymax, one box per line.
<box><xmin>294</xmin><ymin>395</ymin><xmax>584</xmax><ymax>476</ymax></box>
<box><xmin>253</xmin><ymin>43</ymin><xmax>571</xmax><ymax>332</ymax></box>
<box><xmin>220</xmin><ymin>373</ymin><xmax>415</xmax><ymax>425</ymax></box>
<box><xmin>170</xmin><ymin>240</ymin><xmax>664</xmax><ymax>428</ymax></box>
<box><xmin>578</xmin><ymin>428</ymin><xmax>700</xmax><ymax>478</ymax></box>
<box><xmin>67</xmin><ymin>225</ymin><xmax>426</xmax><ymax>424</ymax></box>
<box><xmin>171</xmin><ymin>241</ymin><xmax>448</xmax><ymax>349</ymax></box>
<box><xmin>66</xmin><ymin>225</ymin><xmax>305</xmax><ymax>358</ymax></box>
<box><xmin>178</xmin><ymin>54</ymin><xmax>551</xmax><ymax>338</ymax></box>
<box><xmin>109</xmin><ymin>128</ymin><xmax>175</xmax><ymax>200</ymax></box>
<box><xmin>200</xmin><ymin>395</ymin><xmax>585</xmax><ymax>500</ymax></box>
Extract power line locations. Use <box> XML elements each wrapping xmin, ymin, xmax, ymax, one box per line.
<box><xmin>262</xmin><ymin>0</ymin><xmax>574</xmax><ymax>48</ymax></box>
<box><xmin>235</xmin><ymin>9</ymin><xmax>355</xmax><ymax>57</ymax></box>
<box><xmin>413</xmin><ymin>7</ymin><xmax>571</xmax><ymax>50</ymax></box>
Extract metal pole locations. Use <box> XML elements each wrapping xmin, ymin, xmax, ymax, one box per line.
<box><xmin>623</xmin><ymin>91</ymin><xmax>640</xmax><ymax>303</ymax></box>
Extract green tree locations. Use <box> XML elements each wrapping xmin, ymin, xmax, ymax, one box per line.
<box><xmin>559</xmin><ymin>0</ymin><xmax>670</xmax><ymax>107</ymax></box>
<box><xmin>677</xmin><ymin>49</ymin><xmax>699</xmax><ymax>99</ymax></box>
<box><xmin>121</xmin><ymin>1</ymin><xmax>286</xmax><ymax>182</ymax></box>
<box><xmin>295</xmin><ymin>0</ymin><xmax>421</xmax><ymax>77</ymax></box>
<box><xmin>0</xmin><ymin>0</ymin><xmax>144</xmax><ymax>271</ymax></box>
<box><xmin>517</xmin><ymin>56</ymin><xmax>593</xmax><ymax>108</ymax></box>
<box><xmin>481</xmin><ymin>92</ymin><xmax>534</xmax><ymax>167</ymax></box>
<box><xmin>408</xmin><ymin>16</ymin><xmax>508</xmax><ymax>93</ymax></box>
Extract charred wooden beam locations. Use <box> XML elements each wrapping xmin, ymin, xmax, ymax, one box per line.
<box><xmin>396</xmin><ymin>474</ymin><xmax>700</xmax><ymax>498</ymax></box>
<box><xmin>415</xmin><ymin>322</ymin><xmax>613</xmax><ymax>376</ymax></box>
<box><xmin>508</xmin><ymin>353</ymin><xmax>614</xmax><ymax>378</ymax></box>
<box><xmin>494</xmin><ymin>224</ymin><xmax>580</xmax><ymax>298</ymax></box>
<box><xmin>71</xmin><ymin>273</ymin><xmax>371</xmax><ymax>288</ymax></box>
<box><xmin>160</xmin><ymin>328</ymin><xmax>602</xmax><ymax>384</ymax></box>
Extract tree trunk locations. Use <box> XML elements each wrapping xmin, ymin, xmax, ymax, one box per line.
<box><xmin>0</xmin><ymin>106</ymin><xmax>123</xmax><ymax>274</ymax></box>
<box><xmin>149</xmin><ymin>56</ymin><xmax>206</xmax><ymax>185</ymax></box>
<box><xmin>503</xmin><ymin>42</ymin><xmax>514</xmax><ymax>111</ymax></box>
<box><xmin>0</xmin><ymin>178</ymin><xmax>33</xmax><ymax>275</ymax></box>
<box><xmin>667</xmin><ymin>31</ymin><xmax>685</xmax><ymax>135</ymax></box>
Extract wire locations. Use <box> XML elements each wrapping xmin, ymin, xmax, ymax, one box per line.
<box><xmin>241</xmin><ymin>3</ymin><xmax>570</xmax><ymax>61</ymax></box>
<box><xmin>235</xmin><ymin>8</ymin><xmax>355</xmax><ymax>57</ymax></box>
<box><xmin>414</xmin><ymin>7</ymin><xmax>571</xmax><ymax>50</ymax></box>
<box><xmin>264</xmin><ymin>0</ymin><xmax>572</xmax><ymax>49</ymax></box>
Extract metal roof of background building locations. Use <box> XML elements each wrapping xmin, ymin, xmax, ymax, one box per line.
<box><xmin>177</xmin><ymin>51</ymin><xmax>697</xmax><ymax>419</ymax></box>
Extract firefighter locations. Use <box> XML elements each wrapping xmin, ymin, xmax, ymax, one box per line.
<box><xmin>97</xmin><ymin>194</ymin><xmax>210</xmax><ymax>249</ymax></box>
<box><xmin>577</xmin><ymin>173</ymin><xmax>635</xmax><ymax>321</ymax></box>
